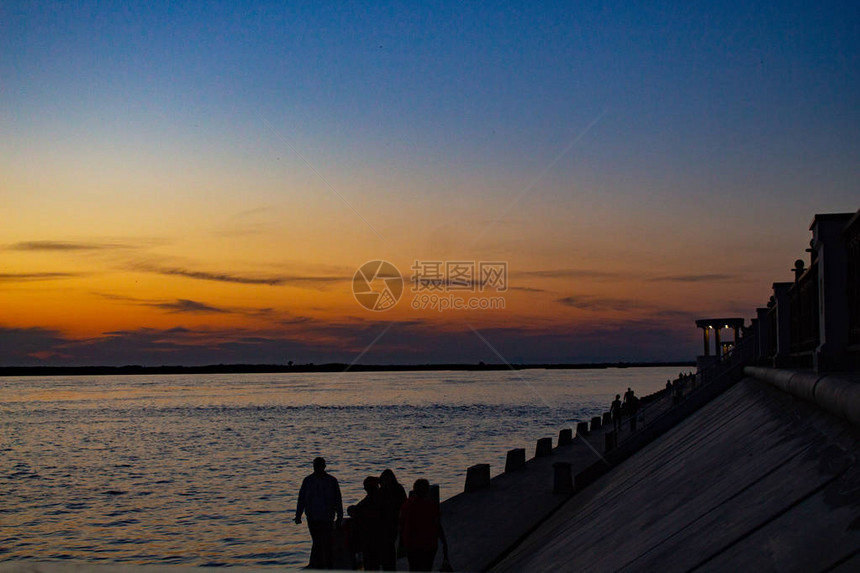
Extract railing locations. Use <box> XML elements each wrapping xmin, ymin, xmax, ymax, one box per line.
<box><xmin>789</xmin><ymin>261</ymin><xmax>819</xmax><ymax>358</ymax></box>
<box><xmin>846</xmin><ymin>214</ymin><xmax>860</xmax><ymax>348</ymax></box>
<box><xmin>765</xmin><ymin>305</ymin><xmax>778</xmax><ymax>361</ymax></box>
<box><xmin>633</xmin><ymin>333</ymin><xmax>756</xmax><ymax>426</ymax></box>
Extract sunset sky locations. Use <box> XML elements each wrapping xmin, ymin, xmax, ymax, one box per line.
<box><xmin>2</xmin><ymin>1</ymin><xmax>858</xmax><ymax>365</ymax></box>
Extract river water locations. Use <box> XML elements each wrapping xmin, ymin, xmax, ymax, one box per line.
<box><xmin>0</xmin><ymin>367</ymin><xmax>676</xmax><ymax>567</ymax></box>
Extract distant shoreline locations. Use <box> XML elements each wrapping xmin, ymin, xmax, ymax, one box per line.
<box><xmin>0</xmin><ymin>361</ymin><xmax>694</xmax><ymax>377</ymax></box>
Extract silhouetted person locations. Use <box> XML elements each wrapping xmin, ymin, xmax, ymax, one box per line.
<box><xmin>295</xmin><ymin>457</ymin><xmax>343</xmax><ymax>569</ymax></box>
<box><xmin>626</xmin><ymin>390</ymin><xmax>640</xmax><ymax>431</ymax></box>
<box><xmin>356</xmin><ymin>476</ymin><xmax>385</xmax><ymax>570</ymax></box>
<box><xmin>400</xmin><ymin>479</ymin><xmax>448</xmax><ymax>572</ymax></box>
<box><xmin>379</xmin><ymin>469</ymin><xmax>407</xmax><ymax>570</ymax></box>
<box><xmin>610</xmin><ymin>394</ymin><xmax>622</xmax><ymax>432</ymax></box>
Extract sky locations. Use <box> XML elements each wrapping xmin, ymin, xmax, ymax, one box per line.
<box><xmin>1</xmin><ymin>0</ymin><xmax>858</xmax><ymax>366</ymax></box>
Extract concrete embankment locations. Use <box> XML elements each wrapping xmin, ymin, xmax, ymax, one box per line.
<box><xmin>405</xmin><ymin>386</ymin><xmax>683</xmax><ymax>573</ymax></box>
<box><xmin>492</xmin><ymin>372</ymin><xmax>860</xmax><ymax>572</ymax></box>
<box><xmin>424</xmin><ymin>423</ymin><xmax>608</xmax><ymax>572</ymax></box>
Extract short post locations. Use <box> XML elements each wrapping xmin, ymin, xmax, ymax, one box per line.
<box><xmin>558</xmin><ymin>428</ymin><xmax>573</xmax><ymax>447</ymax></box>
<box><xmin>576</xmin><ymin>421</ymin><xmax>590</xmax><ymax>436</ymax></box>
<box><xmin>553</xmin><ymin>462</ymin><xmax>573</xmax><ymax>494</ymax></box>
<box><xmin>429</xmin><ymin>484</ymin><xmax>440</xmax><ymax>504</ymax></box>
<box><xmin>590</xmin><ymin>416</ymin><xmax>602</xmax><ymax>431</ymax></box>
<box><xmin>602</xmin><ymin>412</ymin><xmax>612</xmax><ymax>426</ymax></box>
<box><xmin>535</xmin><ymin>437</ymin><xmax>553</xmax><ymax>457</ymax></box>
<box><xmin>505</xmin><ymin>448</ymin><xmax>526</xmax><ymax>472</ymax></box>
<box><xmin>464</xmin><ymin>464</ymin><xmax>491</xmax><ymax>492</ymax></box>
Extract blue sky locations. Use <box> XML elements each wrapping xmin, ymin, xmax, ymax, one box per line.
<box><xmin>1</xmin><ymin>1</ymin><xmax>858</xmax><ymax>365</ymax></box>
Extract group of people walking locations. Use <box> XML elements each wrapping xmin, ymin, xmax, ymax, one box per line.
<box><xmin>295</xmin><ymin>457</ymin><xmax>449</xmax><ymax>571</ymax></box>
<box><xmin>609</xmin><ymin>387</ymin><xmax>640</xmax><ymax>432</ymax></box>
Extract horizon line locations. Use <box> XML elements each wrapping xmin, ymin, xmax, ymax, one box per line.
<box><xmin>0</xmin><ymin>360</ymin><xmax>696</xmax><ymax>377</ymax></box>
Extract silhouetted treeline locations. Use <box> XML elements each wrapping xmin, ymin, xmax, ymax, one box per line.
<box><xmin>0</xmin><ymin>361</ymin><xmax>694</xmax><ymax>377</ymax></box>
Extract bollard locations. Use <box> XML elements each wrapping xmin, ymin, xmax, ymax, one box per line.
<box><xmin>558</xmin><ymin>428</ymin><xmax>573</xmax><ymax>447</ymax></box>
<box><xmin>590</xmin><ymin>416</ymin><xmax>602</xmax><ymax>431</ymax></box>
<box><xmin>429</xmin><ymin>484</ymin><xmax>441</xmax><ymax>504</ymax></box>
<box><xmin>464</xmin><ymin>463</ymin><xmax>491</xmax><ymax>492</ymax></box>
<box><xmin>605</xmin><ymin>430</ymin><xmax>617</xmax><ymax>452</ymax></box>
<box><xmin>505</xmin><ymin>448</ymin><xmax>526</xmax><ymax>472</ymax></box>
<box><xmin>553</xmin><ymin>462</ymin><xmax>573</xmax><ymax>494</ymax></box>
<box><xmin>576</xmin><ymin>421</ymin><xmax>590</xmax><ymax>436</ymax></box>
<box><xmin>602</xmin><ymin>412</ymin><xmax>612</xmax><ymax>426</ymax></box>
<box><xmin>535</xmin><ymin>437</ymin><xmax>553</xmax><ymax>457</ymax></box>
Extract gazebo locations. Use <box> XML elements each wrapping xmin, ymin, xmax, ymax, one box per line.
<box><xmin>695</xmin><ymin>318</ymin><xmax>745</xmax><ymax>358</ymax></box>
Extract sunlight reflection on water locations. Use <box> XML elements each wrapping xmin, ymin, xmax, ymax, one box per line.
<box><xmin>0</xmin><ymin>368</ymin><xmax>676</xmax><ymax>567</ymax></box>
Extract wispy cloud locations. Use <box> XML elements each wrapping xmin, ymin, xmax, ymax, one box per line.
<box><xmin>96</xmin><ymin>292</ymin><xmax>275</xmax><ymax>317</ymax></box>
<box><xmin>128</xmin><ymin>262</ymin><xmax>346</xmax><ymax>287</ymax></box>
<box><xmin>509</xmin><ymin>286</ymin><xmax>549</xmax><ymax>293</ymax></box>
<box><xmin>7</xmin><ymin>239</ymin><xmax>348</xmax><ymax>289</ymax></box>
<box><xmin>556</xmin><ymin>295</ymin><xmax>647</xmax><ymax>312</ymax></box>
<box><xmin>276</xmin><ymin>316</ymin><xmax>314</xmax><ymax>327</ymax></box>
<box><xmin>648</xmin><ymin>273</ymin><xmax>739</xmax><ymax>283</ymax></box>
<box><xmin>148</xmin><ymin>265</ymin><xmax>285</xmax><ymax>285</ymax></box>
<box><xmin>0</xmin><ymin>272</ymin><xmax>84</xmax><ymax>282</ymax></box>
<box><xmin>6</xmin><ymin>241</ymin><xmax>131</xmax><ymax>251</ymax></box>
<box><xmin>513</xmin><ymin>269</ymin><xmax>623</xmax><ymax>280</ymax></box>
<box><xmin>148</xmin><ymin>299</ymin><xmax>229</xmax><ymax>314</ymax></box>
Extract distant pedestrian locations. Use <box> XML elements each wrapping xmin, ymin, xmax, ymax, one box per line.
<box><xmin>295</xmin><ymin>457</ymin><xmax>343</xmax><ymax>569</ymax></box>
<box><xmin>356</xmin><ymin>476</ymin><xmax>385</xmax><ymax>570</ymax></box>
<box><xmin>379</xmin><ymin>469</ymin><xmax>407</xmax><ymax>570</ymax></box>
<box><xmin>400</xmin><ymin>479</ymin><xmax>449</xmax><ymax>572</ymax></box>
<box><xmin>610</xmin><ymin>394</ymin><xmax>623</xmax><ymax>432</ymax></box>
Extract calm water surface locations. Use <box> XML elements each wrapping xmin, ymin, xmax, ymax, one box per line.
<box><xmin>0</xmin><ymin>368</ymin><xmax>676</xmax><ymax>567</ymax></box>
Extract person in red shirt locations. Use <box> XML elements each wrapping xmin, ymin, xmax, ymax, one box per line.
<box><xmin>399</xmin><ymin>479</ymin><xmax>449</xmax><ymax>572</ymax></box>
